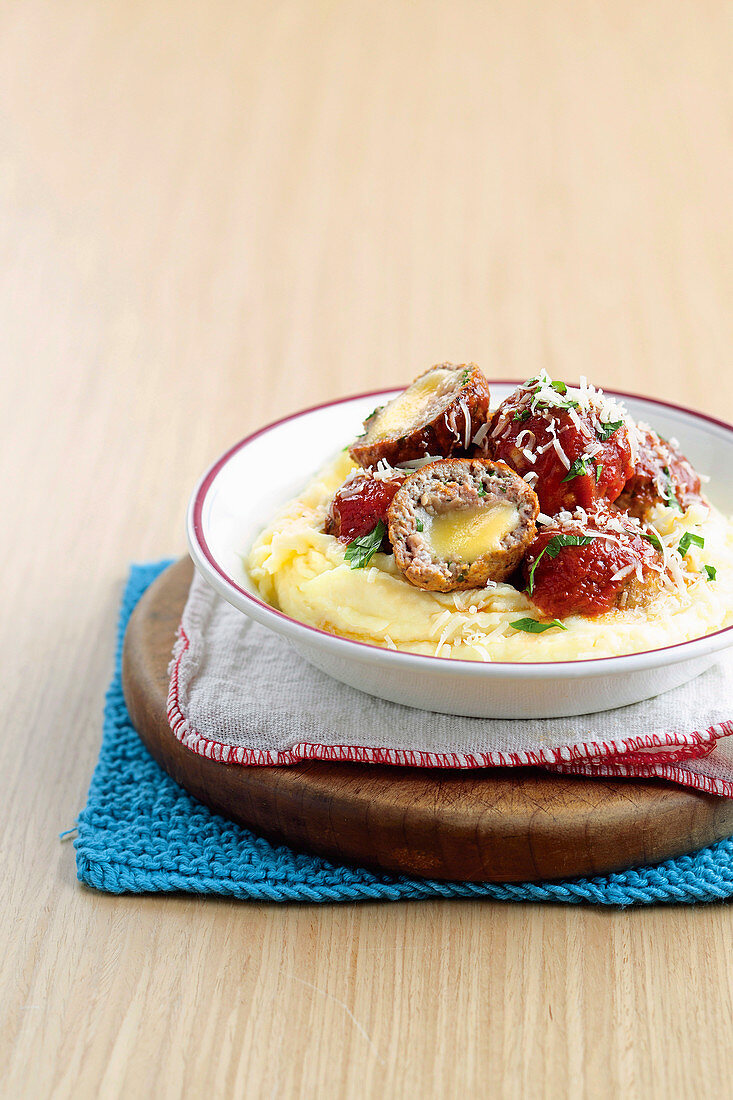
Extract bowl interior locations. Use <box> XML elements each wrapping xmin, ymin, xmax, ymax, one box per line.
<box><xmin>194</xmin><ymin>385</ymin><xmax>733</xmax><ymax>606</ymax></box>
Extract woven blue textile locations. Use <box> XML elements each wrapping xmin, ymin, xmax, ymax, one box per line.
<box><xmin>75</xmin><ymin>562</ymin><xmax>733</xmax><ymax>906</ymax></box>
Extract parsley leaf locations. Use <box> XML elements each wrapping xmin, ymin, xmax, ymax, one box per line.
<box><xmin>595</xmin><ymin>419</ymin><xmax>623</xmax><ymax>442</ymax></box>
<box><xmin>416</xmin><ymin>519</ymin><xmax>424</xmax><ymax>532</ymax></box>
<box><xmin>477</xmin><ymin>485</ymin><xmax>486</xmax><ymax>497</ymax></box>
<box><xmin>678</xmin><ymin>532</ymin><xmax>705</xmax><ymax>557</ymax></box>
<box><xmin>514</xmin><ymin>408</ymin><xmax>531</xmax><ymax>422</ymax></box>
<box><xmin>344</xmin><ymin>521</ymin><xmax>386</xmax><ymax>569</ymax></box>
<box><xmin>561</xmin><ymin>454</ymin><xmax>592</xmax><ymax>483</ymax></box>
<box><xmin>705</xmin><ymin>564</ymin><xmax>717</xmax><ymax>581</ymax></box>
<box><xmin>526</xmin><ymin>377</ymin><xmax>579</xmax><ymax>414</ymax></box>
<box><xmin>641</xmin><ymin>530</ymin><xmax>663</xmax><ymax>553</ymax></box>
<box><xmin>531</xmin><ymin>391</ymin><xmax>579</xmax><ymax>414</ymax></box>
<box><xmin>595</xmin><ymin>464</ymin><xmax>603</xmax><ymax>483</ymax></box>
<box><xmin>662</xmin><ymin>466</ymin><xmax>683</xmax><ymax>511</ymax></box>
<box><xmin>527</xmin><ymin>533</ymin><xmax>594</xmax><ymax>594</ymax></box>
<box><xmin>510</xmin><ymin>618</ymin><xmax>568</xmax><ymax>634</ymax></box>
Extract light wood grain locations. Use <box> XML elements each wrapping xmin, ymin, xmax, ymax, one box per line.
<box><xmin>1</xmin><ymin>1</ymin><xmax>732</xmax><ymax>1097</ymax></box>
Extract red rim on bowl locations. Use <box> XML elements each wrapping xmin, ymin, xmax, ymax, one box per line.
<box><xmin>188</xmin><ymin>384</ymin><xmax>733</xmax><ymax>675</ymax></box>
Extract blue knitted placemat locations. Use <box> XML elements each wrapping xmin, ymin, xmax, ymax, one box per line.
<box><xmin>75</xmin><ymin>561</ymin><xmax>733</xmax><ymax>906</ymax></box>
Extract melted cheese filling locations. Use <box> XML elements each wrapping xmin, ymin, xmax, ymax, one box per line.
<box><xmin>373</xmin><ymin>370</ymin><xmax>451</xmax><ymax>438</ymax></box>
<box><xmin>426</xmin><ymin>503</ymin><xmax>519</xmax><ymax>561</ymax></box>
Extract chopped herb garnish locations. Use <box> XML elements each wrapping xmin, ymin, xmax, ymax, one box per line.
<box><xmin>461</xmin><ymin>368</ymin><xmax>471</xmax><ymax>385</ymax></box>
<box><xmin>641</xmin><ymin>531</ymin><xmax>663</xmax><ymax>553</ymax></box>
<box><xmin>477</xmin><ymin>485</ymin><xmax>486</xmax><ymax>497</ymax></box>
<box><xmin>364</xmin><ymin>407</ymin><xmax>380</xmax><ymax>423</ymax></box>
<box><xmin>704</xmin><ymin>564</ymin><xmax>717</xmax><ymax>581</ymax></box>
<box><xmin>595</xmin><ymin>419</ymin><xmax>624</xmax><ymax>442</ymax></box>
<box><xmin>416</xmin><ymin>519</ymin><xmax>424</xmax><ymax>532</ymax></box>
<box><xmin>595</xmin><ymin>464</ymin><xmax>603</xmax><ymax>483</ymax></box>
<box><xmin>510</xmin><ymin>618</ymin><xmax>568</xmax><ymax>634</ymax></box>
<box><xmin>344</xmin><ymin>521</ymin><xmax>386</xmax><ymax>569</ymax></box>
<box><xmin>662</xmin><ymin>466</ymin><xmax>683</xmax><ymax>511</ymax></box>
<box><xmin>514</xmin><ymin>408</ymin><xmax>531</xmax><ymax>422</ymax></box>
<box><xmin>527</xmin><ymin>533</ymin><xmax>594</xmax><ymax>594</ymax></box>
<box><xmin>561</xmin><ymin>454</ymin><xmax>592</xmax><ymax>483</ymax></box>
<box><xmin>525</xmin><ymin>376</ymin><xmax>579</xmax><ymax>414</ymax></box>
<box><xmin>678</xmin><ymin>532</ymin><xmax>705</xmax><ymax>557</ymax></box>
<box><xmin>530</xmin><ymin>390</ymin><xmax>579</xmax><ymax>414</ymax></box>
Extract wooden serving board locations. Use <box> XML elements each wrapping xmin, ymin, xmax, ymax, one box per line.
<box><xmin>121</xmin><ymin>559</ymin><xmax>733</xmax><ymax>882</ymax></box>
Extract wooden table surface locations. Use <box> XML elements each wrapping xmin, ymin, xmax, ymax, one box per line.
<box><xmin>2</xmin><ymin>2</ymin><xmax>732</xmax><ymax>1096</ymax></box>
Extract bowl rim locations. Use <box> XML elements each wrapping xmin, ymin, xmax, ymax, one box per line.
<box><xmin>187</xmin><ymin>382</ymin><xmax>733</xmax><ymax>678</ymax></box>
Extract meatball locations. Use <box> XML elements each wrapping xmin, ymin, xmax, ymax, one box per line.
<box><xmin>387</xmin><ymin>458</ymin><xmax>539</xmax><ymax>592</ymax></box>
<box><xmin>615</xmin><ymin>425</ymin><xmax>705</xmax><ymax>519</ymax></box>
<box><xmin>349</xmin><ymin>362</ymin><xmax>491</xmax><ymax>468</ymax></box>
<box><xmin>325</xmin><ymin>469</ymin><xmax>405</xmax><ymax>546</ymax></box>
<box><xmin>482</xmin><ymin>375</ymin><xmax>635</xmax><ymax>516</ymax></box>
<box><xmin>523</xmin><ymin>506</ymin><xmax>665</xmax><ymax>618</ymax></box>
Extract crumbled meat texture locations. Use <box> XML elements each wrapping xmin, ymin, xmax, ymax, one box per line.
<box><xmin>349</xmin><ymin>362</ymin><xmax>491</xmax><ymax>468</ymax></box>
<box><xmin>388</xmin><ymin>457</ymin><xmax>539</xmax><ymax>592</ymax></box>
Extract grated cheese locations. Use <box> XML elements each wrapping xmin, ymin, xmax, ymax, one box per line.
<box><xmin>491</xmin><ymin>372</ymin><xmax>640</xmax><ymax>473</ymax></box>
<box><xmin>472</xmin><ymin>421</ymin><xmax>491</xmax><ymax>447</ymax></box>
<box><xmin>458</xmin><ymin>396</ymin><xmax>472</xmax><ymax>449</ymax></box>
<box><xmin>550</xmin><ymin>433</ymin><xmax>571</xmax><ymax>469</ymax></box>
<box><xmin>397</xmin><ymin>455</ymin><xmax>442</xmax><ymax>470</ymax></box>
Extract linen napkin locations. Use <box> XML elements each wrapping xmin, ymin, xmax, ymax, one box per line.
<box><xmin>168</xmin><ymin>571</ymin><xmax>733</xmax><ymax>798</ymax></box>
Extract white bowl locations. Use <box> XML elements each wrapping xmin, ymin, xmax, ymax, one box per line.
<box><xmin>187</xmin><ymin>385</ymin><xmax>733</xmax><ymax>718</ymax></box>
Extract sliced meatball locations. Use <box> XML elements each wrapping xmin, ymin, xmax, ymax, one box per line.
<box><xmin>349</xmin><ymin>363</ymin><xmax>491</xmax><ymax>468</ymax></box>
<box><xmin>615</xmin><ymin>425</ymin><xmax>706</xmax><ymax>519</ymax></box>
<box><xmin>522</xmin><ymin>506</ymin><xmax>665</xmax><ymax>618</ymax></box>
<box><xmin>387</xmin><ymin>458</ymin><xmax>539</xmax><ymax>592</ymax></box>
<box><xmin>325</xmin><ymin>469</ymin><xmax>405</xmax><ymax>546</ymax></box>
<box><xmin>481</xmin><ymin>375</ymin><xmax>635</xmax><ymax>516</ymax></box>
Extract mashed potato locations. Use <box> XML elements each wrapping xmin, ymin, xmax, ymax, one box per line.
<box><xmin>247</xmin><ymin>452</ymin><xmax>733</xmax><ymax>662</ymax></box>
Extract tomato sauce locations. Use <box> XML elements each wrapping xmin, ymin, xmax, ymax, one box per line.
<box><xmin>489</xmin><ymin>407</ymin><xmax>634</xmax><ymax>515</ymax></box>
<box><xmin>325</xmin><ymin>472</ymin><xmax>405</xmax><ymax>544</ymax></box>
<box><xmin>524</xmin><ymin>516</ymin><xmax>661</xmax><ymax>618</ymax></box>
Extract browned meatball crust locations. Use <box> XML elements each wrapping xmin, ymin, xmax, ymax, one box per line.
<box><xmin>349</xmin><ymin>363</ymin><xmax>491</xmax><ymax>468</ymax></box>
<box><xmin>387</xmin><ymin>458</ymin><xmax>539</xmax><ymax>592</ymax></box>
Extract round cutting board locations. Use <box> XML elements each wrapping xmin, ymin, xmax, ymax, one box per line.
<box><xmin>121</xmin><ymin>559</ymin><xmax>733</xmax><ymax>882</ymax></box>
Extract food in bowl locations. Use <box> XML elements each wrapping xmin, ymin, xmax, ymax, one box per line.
<box><xmin>387</xmin><ymin>457</ymin><xmax>539</xmax><ymax>591</ymax></box>
<box><xmin>247</xmin><ymin>366</ymin><xmax>733</xmax><ymax>661</ymax></box>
